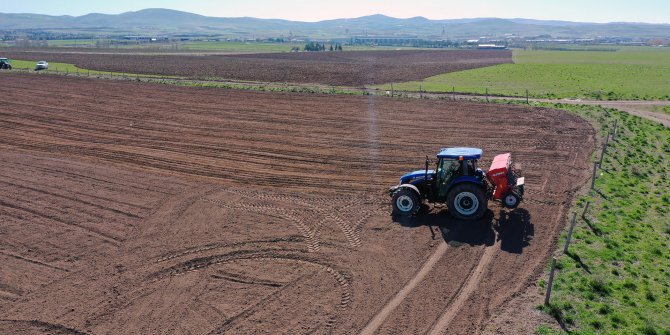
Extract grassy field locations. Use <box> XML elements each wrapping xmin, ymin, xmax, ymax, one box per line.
<box><xmin>521</xmin><ymin>103</ymin><xmax>670</xmax><ymax>334</ymax></box>
<box><xmin>378</xmin><ymin>47</ymin><xmax>670</xmax><ymax>100</ymax></box>
<box><xmin>514</xmin><ymin>47</ymin><xmax>670</xmax><ymax>66</ymax></box>
<box><xmin>46</xmin><ymin>39</ymin><xmax>98</xmax><ymax>47</ymax></box>
<box><xmin>9</xmin><ymin>59</ymin><xmax>90</xmax><ymax>73</ymax></box>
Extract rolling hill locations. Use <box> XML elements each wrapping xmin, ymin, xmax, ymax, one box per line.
<box><xmin>1</xmin><ymin>8</ymin><xmax>669</xmax><ymax>38</ymax></box>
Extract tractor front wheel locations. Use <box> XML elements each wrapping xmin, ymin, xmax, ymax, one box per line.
<box><xmin>391</xmin><ymin>188</ymin><xmax>421</xmax><ymax>216</ymax></box>
<box><xmin>447</xmin><ymin>183</ymin><xmax>488</xmax><ymax>220</ymax></box>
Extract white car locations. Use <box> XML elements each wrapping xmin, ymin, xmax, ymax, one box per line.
<box><xmin>35</xmin><ymin>61</ymin><xmax>49</xmax><ymax>71</ymax></box>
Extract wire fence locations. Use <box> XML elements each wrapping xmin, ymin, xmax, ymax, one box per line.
<box><xmin>544</xmin><ymin>126</ymin><xmax>616</xmax><ymax>306</ymax></box>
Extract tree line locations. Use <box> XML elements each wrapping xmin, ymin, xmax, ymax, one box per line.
<box><xmin>304</xmin><ymin>42</ymin><xmax>343</xmax><ymax>52</ymax></box>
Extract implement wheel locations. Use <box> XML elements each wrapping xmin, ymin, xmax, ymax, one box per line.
<box><xmin>503</xmin><ymin>192</ymin><xmax>521</xmax><ymax>209</ymax></box>
<box><xmin>447</xmin><ymin>183</ymin><xmax>488</xmax><ymax>220</ymax></box>
<box><xmin>391</xmin><ymin>188</ymin><xmax>421</xmax><ymax>216</ymax></box>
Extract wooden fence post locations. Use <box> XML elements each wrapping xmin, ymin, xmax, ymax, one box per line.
<box><xmin>545</xmin><ymin>257</ymin><xmax>558</xmax><ymax>306</ymax></box>
<box><xmin>581</xmin><ymin>201</ymin><xmax>590</xmax><ymax>219</ymax></box>
<box><xmin>591</xmin><ymin>161</ymin><xmax>599</xmax><ymax>190</ymax></box>
<box><xmin>452</xmin><ymin>86</ymin><xmax>455</xmax><ymax>101</ymax></box>
<box><xmin>564</xmin><ymin>213</ymin><xmax>578</xmax><ymax>253</ymax></box>
<box><xmin>526</xmin><ymin>89</ymin><xmax>529</xmax><ymax>104</ymax></box>
<box><xmin>599</xmin><ymin>142</ymin><xmax>607</xmax><ymax>166</ymax></box>
<box><xmin>486</xmin><ymin>87</ymin><xmax>489</xmax><ymax>102</ymax></box>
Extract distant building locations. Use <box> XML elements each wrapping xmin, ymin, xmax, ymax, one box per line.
<box><xmin>123</xmin><ymin>36</ymin><xmax>169</xmax><ymax>42</ymax></box>
<box><xmin>477</xmin><ymin>44</ymin><xmax>507</xmax><ymax>50</ymax></box>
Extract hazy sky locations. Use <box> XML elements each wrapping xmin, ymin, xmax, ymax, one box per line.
<box><xmin>3</xmin><ymin>0</ymin><xmax>670</xmax><ymax>24</ymax></box>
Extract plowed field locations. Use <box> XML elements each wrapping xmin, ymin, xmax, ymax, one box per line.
<box><xmin>1</xmin><ymin>49</ymin><xmax>512</xmax><ymax>86</ymax></box>
<box><xmin>0</xmin><ymin>73</ymin><xmax>594</xmax><ymax>334</ymax></box>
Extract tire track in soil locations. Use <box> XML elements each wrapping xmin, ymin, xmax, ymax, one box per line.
<box><xmin>0</xmin><ymin>250</ymin><xmax>70</xmax><ymax>272</ymax></box>
<box><xmin>359</xmin><ymin>242</ymin><xmax>449</xmax><ymax>335</ymax></box>
<box><xmin>0</xmin><ymin>284</ymin><xmax>22</xmax><ymax>302</ymax></box>
<box><xmin>0</xmin><ymin>319</ymin><xmax>90</xmax><ymax>335</ymax></box>
<box><xmin>0</xmin><ymin>179</ymin><xmax>142</xmax><ymax>221</ymax></box>
<box><xmin>205</xmin><ymin>269</ymin><xmax>318</xmax><ymax>335</ymax></box>
<box><xmin>360</xmin><ymin>212</ymin><xmax>516</xmax><ymax>335</ymax></box>
<box><xmin>211</xmin><ymin>269</ymin><xmax>286</xmax><ymax>288</ymax></box>
<box><xmin>200</xmin><ymin>197</ymin><xmax>322</xmax><ymax>253</ymax></box>
<box><xmin>152</xmin><ymin>237</ymin><xmax>307</xmax><ymax>264</ymax></box>
<box><xmin>148</xmin><ymin>250</ymin><xmax>352</xmax><ymax>333</ymax></box>
<box><xmin>211</xmin><ymin>189</ymin><xmax>387</xmax><ymax>250</ymax></box>
<box><xmin>0</xmin><ymin>198</ymin><xmax>122</xmax><ymax>246</ymax></box>
<box><xmin>427</xmin><ymin>245</ymin><xmax>497</xmax><ymax>335</ymax></box>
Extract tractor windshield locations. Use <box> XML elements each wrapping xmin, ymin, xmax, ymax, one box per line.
<box><xmin>437</xmin><ymin>158</ymin><xmax>460</xmax><ymax>182</ymax></box>
<box><xmin>437</xmin><ymin>158</ymin><xmax>476</xmax><ymax>181</ymax></box>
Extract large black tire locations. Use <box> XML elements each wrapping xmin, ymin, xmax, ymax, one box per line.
<box><xmin>446</xmin><ymin>183</ymin><xmax>488</xmax><ymax>220</ymax></box>
<box><xmin>391</xmin><ymin>188</ymin><xmax>421</xmax><ymax>216</ymax></box>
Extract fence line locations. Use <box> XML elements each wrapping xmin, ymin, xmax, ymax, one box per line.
<box><xmin>545</xmin><ymin>128</ymin><xmax>613</xmax><ymax>306</ymax></box>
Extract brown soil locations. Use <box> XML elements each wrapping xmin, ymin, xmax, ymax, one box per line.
<box><xmin>1</xmin><ymin>49</ymin><xmax>512</xmax><ymax>86</ymax></box>
<box><xmin>0</xmin><ymin>73</ymin><xmax>594</xmax><ymax>334</ymax></box>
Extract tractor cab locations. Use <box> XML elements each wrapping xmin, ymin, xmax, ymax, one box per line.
<box><xmin>434</xmin><ymin>148</ymin><xmax>483</xmax><ymax>200</ymax></box>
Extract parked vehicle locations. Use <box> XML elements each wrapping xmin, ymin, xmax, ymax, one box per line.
<box><xmin>35</xmin><ymin>61</ymin><xmax>49</xmax><ymax>71</ymax></box>
<box><xmin>0</xmin><ymin>58</ymin><xmax>12</xmax><ymax>70</ymax></box>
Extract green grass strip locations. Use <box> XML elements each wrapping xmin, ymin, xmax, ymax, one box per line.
<box><xmin>501</xmin><ymin>101</ymin><xmax>670</xmax><ymax>334</ymax></box>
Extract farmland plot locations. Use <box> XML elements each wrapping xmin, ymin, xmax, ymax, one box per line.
<box><xmin>0</xmin><ymin>49</ymin><xmax>512</xmax><ymax>86</ymax></box>
<box><xmin>0</xmin><ymin>74</ymin><xmax>594</xmax><ymax>334</ymax></box>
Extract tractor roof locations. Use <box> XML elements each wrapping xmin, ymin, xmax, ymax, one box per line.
<box><xmin>437</xmin><ymin>147</ymin><xmax>483</xmax><ymax>160</ymax></box>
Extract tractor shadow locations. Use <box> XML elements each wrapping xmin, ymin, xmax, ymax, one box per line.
<box><xmin>393</xmin><ymin>206</ymin><xmax>533</xmax><ymax>254</ymax></box>
<box><xmin>394</xmin><ymin>207</ymin><xmax>495</xmax><ymax>247</ymax></box>
<box><xmin>493</xmin><ymin>208</ymin><xmax>534</xmax><ymax>254</ymax></box>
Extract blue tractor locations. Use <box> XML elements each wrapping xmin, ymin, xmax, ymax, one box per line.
<box><xmin>389</xmin><ymin>147</ymin><xmax>524</xmax><ymax>220</ymax></box>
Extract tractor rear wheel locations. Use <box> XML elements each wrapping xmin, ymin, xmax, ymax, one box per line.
<box><xmin>447</xmin><ymin>183</ymin><xmax>488</xmax><ymax>220</ymax></box>
<box><xmin>391</xmin><ymin>188</ymin><xmax>421</xmax><ymax>216</ymax></box>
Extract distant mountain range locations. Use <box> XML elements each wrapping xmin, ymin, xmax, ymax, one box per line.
<box><xmin>1</xmin><ymin>8</ymin><xmax>669</xmax><ymax>39</ymax></box>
